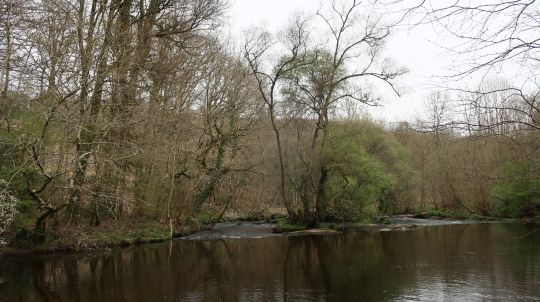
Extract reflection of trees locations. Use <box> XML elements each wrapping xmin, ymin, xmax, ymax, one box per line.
<box><xmin>283</xmin><ymin>237</ymin><xmax>327</xmax><ymax>301</ymax></box>
<box><xmin>32</xmin><ymin>261</ymin><xmax>61</xmax><ymax>302</ymax></box>
<box><xmin>1</xmin><ymin>225</ymin><xmax>539</xmax><ymax>301</ymax></box>
<box><xmin>283</xmin><ymin>239</ymin><xmax>290</xmax><ymax>302</ymax></box>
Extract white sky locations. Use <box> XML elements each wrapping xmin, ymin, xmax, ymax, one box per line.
<box><xmin>223</xmin><ymin>0</ymin><xmax>521</xmax><ymax>123</ymax></box>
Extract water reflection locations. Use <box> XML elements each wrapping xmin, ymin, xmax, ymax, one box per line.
<box><xmin>1</xmin><ymin>223</ymin><xmax>539</xmax><ymax>301</ymax></box>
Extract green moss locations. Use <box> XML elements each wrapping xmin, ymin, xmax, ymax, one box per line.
<box><xmin>274</xmin><ymin>217</ymin><xmax>307</xmax><ymax>232</ymax></box>
<box><xmin>352</xmin><ymin>220</ymin><xmax>375</xmax><ymax>227</ymax></box>
<box><xmin>416</xmin><ymin>208</ymin><xmax>490</xmax><ymax>220</ymax></box>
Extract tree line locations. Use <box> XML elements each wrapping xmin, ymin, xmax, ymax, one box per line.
<box><xmin>0</xmin><ymin>0</ymin><xmax>538</xmax><ymax>245</ymax></box>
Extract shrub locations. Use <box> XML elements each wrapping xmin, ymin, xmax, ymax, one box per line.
<box><xmin>492</xmin><ymin>161</ymin><xmax>540</xmax><ymax>218</ymax></box>
<box><xmin>323</xmin><ymin>120</ymin><xmax>413</xmax><ymax>221</ymax></box>
<box><xmin>0</xmin><ymin>180</ymin><xmax>19</xmax><ymax>239</ymax></box>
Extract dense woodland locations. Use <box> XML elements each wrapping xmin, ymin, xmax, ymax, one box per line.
<box><xmin>0</xmin><ymin>0</ymin><xmax>538</xmax><ymax>246</ymax></box>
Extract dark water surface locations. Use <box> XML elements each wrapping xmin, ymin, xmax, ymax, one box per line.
<box><xmin>1</xmin><ymin>223</ymin><xmax>539</xmax><ymax>302</ymax></box>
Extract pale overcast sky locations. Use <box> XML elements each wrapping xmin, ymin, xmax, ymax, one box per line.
<box><xmin>223</xmin><ymin>0</ymin><xmax>521</xmax><ymax>123</ymax></box>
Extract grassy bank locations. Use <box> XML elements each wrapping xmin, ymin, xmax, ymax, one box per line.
<box><xmin>271</xmin><ymin>217</ymin><xmax>308</xmax><ymax>233</ymax></box>
<box><xmin>1</xmin><ymin>219</ymin><xmax>174</xmax><ymax>257</ymax></box>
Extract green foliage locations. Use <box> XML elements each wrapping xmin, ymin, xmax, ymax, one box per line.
<box><xmin>323</xmin><ymin>120</ymin><xmax>414</xmax><ymax>221</ymax></box>
<box><xmin>0</xmin><ymin>94</ymin><xmax>52</xmax><ymax>144</ymax></box>
<box><xmin>198</xmin><ymin>210</ymin><xmax>214</xmax><ymax>224</ymax></box>
<box><xmin>280</xmin><ymin>50</ymin><xmax>347</xmax><ymax>105</ymax></box>
<box><xmin>492</xmin><ymin>161</ymin><xmax>540</xmax><ymax>218</ymax></box>
<box><xmin>0</xmin><ymin>96</ymin><xmax>54</xmax><ymax>219</ymax></box>
<box><xmin>378</xmin><ymin>217</ymin><xmax>392</xmax><ymax>225</ymax></box>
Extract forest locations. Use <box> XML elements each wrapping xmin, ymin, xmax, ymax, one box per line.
<box><xmin>0</xmin><ymin>0</ymin><xmax>538</xmax><ymax>249</ymax></box>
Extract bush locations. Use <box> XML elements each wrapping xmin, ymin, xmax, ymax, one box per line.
<box><xmin>0</xmin><ymin>180</ymin><xmax>19</xmax><ymax>240</ymax></box>
<box><xmin>323</xmin><ymin>120</ymin><xmax>413</xmax><ymax>221</ymax></box>
<box><xmin>492</xmin><ymin>161</ymin><xmax>540</xmax><ymax>218</ymax></box>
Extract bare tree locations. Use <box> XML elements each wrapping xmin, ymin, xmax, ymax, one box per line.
<box><xmin>396</xmin><ymin>0</ymin><xmax>539</xmax><ymax>77</ymax></box>
<box><xmin>244</xmin><ymin>17</ymin><xmax>313</xmax><ymax>219</ymax></box>
<box><xmin>0</xmin><ymin>0</ymin><xmax>227</xmax><ymax>241</ymax></box>
<box><xmin>394</xmin><ymin>0</ymin><xmax>540</xmax><ymax>133</ymax></box>
<box><xmin>279</xmin><ymin>0</ymin><xmax>406</xmax><ymax>222</ymax></box>
<box><xmin>459</xmin><ymin>82</ymin><xmax>539</xmax><ymax>134</ymax></box>
<box><xmin>0</xmin><ymin>0</ymin><xmax>26</xmax><ymax>97</ymax></box>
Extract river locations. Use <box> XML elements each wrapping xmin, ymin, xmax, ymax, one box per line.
<box><xmin>0</xmin><ymin>222</ymin><xmax>539</xmax><ymax>301</ymax></box>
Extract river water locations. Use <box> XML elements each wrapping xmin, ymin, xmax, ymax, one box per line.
<box><xmin>0</xmin><ymin>222</ymin><xmax>539</xmax><ymax>301</ymax></box>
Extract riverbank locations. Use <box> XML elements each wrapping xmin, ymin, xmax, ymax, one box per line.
<box><xmin>1</xmin><ymin>215</ymin><xmax>535</xmax><ymax>258</ymax></box>
<box><xmin>0</xmin><ymin>219</ymin><xmax>172</xmax><ymax>257</ymax></box>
